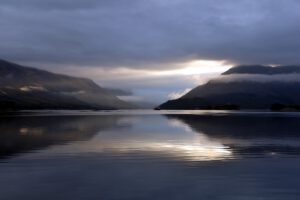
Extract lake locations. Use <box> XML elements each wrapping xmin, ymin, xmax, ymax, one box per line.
<box><xmin>1</xmin><ymin>110</ymin><xmax>300</xmax><ymax>200</ymax></box>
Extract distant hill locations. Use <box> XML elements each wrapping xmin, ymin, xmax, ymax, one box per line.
<box><xmin>0</xmin><ymin>59</ymin><xmax>134</xmax><ymax>110</ymax></box>
<box><xmin>157</xmin><ymin>65</ymin><xmax>300</xmax><ymax>110</ymax></box>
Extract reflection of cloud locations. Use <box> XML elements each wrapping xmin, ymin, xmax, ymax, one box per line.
<box><xmin>167</xmin><ymin>114</ymin><xmax>300</xmax><ymax>157</ymax></box>
<box><xmin>50</xmin><ymin>117</ymin><xmax>233</xmax><ymax>161</ymax></box>
<box><xmin>19</xmin><ymin>127</ymin><xmax>44</xmax><ymax>136</ymax></box>
<box><xmin>51</xmin><ymin>137</ymin><xmax>232</xmax><ymax>161</ymax></box>
<box><xmin>0</xmin><ymin>115</ymin><xmax>123</xmax><ymax>159</ymax></box>
<box><xmin>133</xmin><ymin>141</ymin><xmax>232</xmax><ymax>161</ymax></box>
<box><xmin>168</xmin><ymin>118</ymin><xmax>192</xmax><ymax>132</ymax></box>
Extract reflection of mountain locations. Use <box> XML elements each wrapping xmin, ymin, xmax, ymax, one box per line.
<box><xmin>167</xmin><ymin>114</ymin><xmax>300</xmax><ymax>155</ymax></box>
<box><xmin>36</xmin><ymin>114</ymin><xmax>231</xmax><ymax>161</ymax></box>
<box><xmin>0</xmin><ymin>115</ymin><xmax>124</xmax><ymax>159</ymax></box>
<box><xmin>167</xmin><ymin>114</ymin><xmax>300</xmax><ymax>138</ymax></box>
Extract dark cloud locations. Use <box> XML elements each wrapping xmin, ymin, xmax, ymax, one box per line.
<box><xmin>1</xmin><ymin>0</ymin><xmax>300</xmax><ymax>68</ymax></box>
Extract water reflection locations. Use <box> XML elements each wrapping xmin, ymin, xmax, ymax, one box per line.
<box><xmin>167</xmin><ymin>114</ymin><xmax>300</xmax><ymax>157</ymax></box>
<box><xmin>0</xmin><ymin>115</ymin><xmax>126</xmax><ymax>159</ymax></box>
<box><xmin>1</xmin><ymin>112</ymin><xmax>300</xmax><ymax>200</ymax></box>
<box><xmin>2</xmin><ymin>112</ymin><xmax>300</xmax><ymax>161</ymax></box>
<box><xmin>31</xmin><ymin>115</ymin><xmax>230</xmax><ymax>161</ymax></box>
<box><xmin>0</xmin><ymin>114</ymin><xmax>234</xmax><ymax>161</ymax></box>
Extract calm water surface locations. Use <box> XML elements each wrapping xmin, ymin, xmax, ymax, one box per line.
<box><xmin>1</xmin><ymin>110</ymin><xmax>300</xmax><ymax>200</ymax></box>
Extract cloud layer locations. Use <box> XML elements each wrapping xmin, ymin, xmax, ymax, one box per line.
<box><xmin>212</xmin><ymin>74</ymin><xmax>300</xmax><ymax>83</ymax></box>
<box><xmin>1</xmin><ymin>0</ymin><xmax>300</xmax><ymax>68</ymax></box>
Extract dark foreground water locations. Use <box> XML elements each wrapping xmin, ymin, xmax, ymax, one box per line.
<box><xmin>1</xmin><ymin>110</ymin><xmax>300</xmax><ymax>200</ymax></box>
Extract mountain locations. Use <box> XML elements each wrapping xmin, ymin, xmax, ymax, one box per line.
<box><xmin>157</xmin><ymin>65</ymin><xmax>300</xmax><ymax>110</ymax></box>
<box><xmin>0</xmin><ymin>59</ymin><xmax>134</xmax><ymax>110</ymax></box>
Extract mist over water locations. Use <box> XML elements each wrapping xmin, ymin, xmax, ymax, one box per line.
<box><xmin>1</xmin><ymin>110</ymin><xmax>300</xmax><ymax>199</ymax></box>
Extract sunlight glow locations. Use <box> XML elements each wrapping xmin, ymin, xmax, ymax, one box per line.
<box><xmin>153</xmin><ymin>60</ymin><xmax>232</xmax><ymax>76</ymax></box>
<box><xmin>44</xmin><ymin>116</ymin><xmax>234</xmax><ymax>161</ymax></box>
<box><xmin>149</xmin><ymin>142</ymin><xmax>232</xmax><ymax>161</ymax></box>
<box><xmin>54</xmin><ymin>60</ymin><xmax>232</xmax><ymax>82</ymax></box>
<box><xmin>50</xmin><ymin>133</ymin><xmax>233</xmax><ymax>161</ymax></box>
<box><xmin>52</xmin><ymin>140</ymin><xmax>233</xmax><ymax>161</ymax></box>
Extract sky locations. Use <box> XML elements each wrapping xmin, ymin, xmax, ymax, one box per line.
<box><xmin>1</xmin><ymin>0</ymin><xmax>300</xmax><ymax>104</ymax></box>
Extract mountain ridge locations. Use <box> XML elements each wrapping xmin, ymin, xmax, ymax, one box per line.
<box><xmin>0</xmin><ymin>59</ymin><xmax>134</xmax><ymax>110</ymax></box>
<box><xmin>157</xmin><ymin>65</ymin><xmax>300</xmax><ymax>110</ymax></box>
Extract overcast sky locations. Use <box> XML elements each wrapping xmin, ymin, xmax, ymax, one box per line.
<box><xmin>1</xmin><ymin>0</ymin><xmax>300</xmax><ymax>104</ymax></box>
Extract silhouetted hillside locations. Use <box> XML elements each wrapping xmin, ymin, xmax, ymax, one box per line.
<box><xmin>157</xmin><ymin>65</ymin><xmax>300</xmax><ymax>110</ymax></box>
<box><xmin>0</xmin><ymin>59</ymin><xmax>134</xmax><ymax>110</ymax></box>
